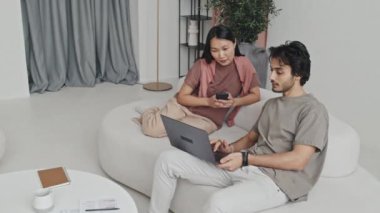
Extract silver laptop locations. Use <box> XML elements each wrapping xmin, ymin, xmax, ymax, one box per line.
<box><xmin>161</xmin><ymin>115</ymin><xmax>227</xmax><ymax>164</ymax></box>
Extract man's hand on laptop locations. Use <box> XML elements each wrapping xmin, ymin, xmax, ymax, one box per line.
<box><xmin>210</xmin><ymin>139</ymin><xmax>234</xmax><ymax>153</ymax></box>
<box><xmin>217</xmin><ymin>152</ymin><xmax>243</xmax><ymax>171</ymax></box>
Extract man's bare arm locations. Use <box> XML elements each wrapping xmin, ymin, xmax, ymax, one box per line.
<box><xmin>229</xmin><ymin>130</ymin><xmax>259</xmax><ymax>152</ymax></box>
<box><xmin>218</xmin><ymin>143</ymin><xmax>316</xmax><ymax>172</ymax></box>
<box><xmin>249</xmin><ymin>144</ymin><xmax>316</xmax><ymax>171</ymax></box>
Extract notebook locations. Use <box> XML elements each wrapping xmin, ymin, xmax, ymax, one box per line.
<box><xmin>37</xmin><ymin>167</ymin><xmax>71</xmax><ymax>188</ymax></box>
<box><xmin>161</xmin><ymin>115</ymin><xmax>227</xmax><ymax>164</ymax></box>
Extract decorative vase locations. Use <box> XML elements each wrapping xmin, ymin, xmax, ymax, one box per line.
<box><xmin>238</xmin><ymin>42</ymin><xmax>269</xmax><ymax>88</ymax></box>
<box><xmin>188</xmin><ymin>20</ymin><xmax>199</xmax><ymax>46</ymax></box>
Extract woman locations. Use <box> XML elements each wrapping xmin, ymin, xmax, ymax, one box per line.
<box><xmin>139</xmin><ymin>25</ymin><xmax>260</xmax><ymax>137</ymax></box>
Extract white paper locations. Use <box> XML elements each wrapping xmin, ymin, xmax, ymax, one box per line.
<box><xmin>79</xmin><ymin>198</ymin><xmax>119</xmax><ymax>213</ymax></box>
<box><xmin>58</xmin><ymin>209</ymin><xmax>80</xmax><ymax>213</ymax></box>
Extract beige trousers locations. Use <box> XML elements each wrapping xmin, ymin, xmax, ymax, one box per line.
<box><xmin>139</xmin><ymin>97</ymin><xmax>218</xmax><ymax>138</ymax></box>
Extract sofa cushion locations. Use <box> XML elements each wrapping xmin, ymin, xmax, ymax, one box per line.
<box><xmin>321</xmin><ymin>114</ymin><xmax>360</xmax><ymax>177</ymax></box>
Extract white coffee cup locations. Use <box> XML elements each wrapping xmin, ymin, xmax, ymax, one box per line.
<box><xmin>32</xmin><ymin>188</ymin><xmax>54</xmax><ymax>213</ymax></box>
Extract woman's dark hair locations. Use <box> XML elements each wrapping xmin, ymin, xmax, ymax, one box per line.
<box><xmin>269</xmin><ymin>41</ymin><xmax>311</xmax><ymax>86</ymax></box>
<box><xmin>201</xmin><ymin>25</ymin><xmax>243</xmax><ymax>63</ymax></box>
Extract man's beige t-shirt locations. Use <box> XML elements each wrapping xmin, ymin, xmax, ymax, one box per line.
<box><xmin>250</xmin><ymin>94</ymin><xmax>329</xmax><ymax>202</ymax></box>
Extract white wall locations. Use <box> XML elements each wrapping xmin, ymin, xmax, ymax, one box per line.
<box><xmin>267</xmin><ymin>0</ymin><xmax>380</xmax><ymax>178</ymax></box>
<box><xmin>135</xmin><ymin>0</ymin><xmax>179</xmax><ymax>83</ymax></box>
<box><xmin>0</xmin><ymin>1</ymin><xmax>29</xmax><ymax>100</ymax></box>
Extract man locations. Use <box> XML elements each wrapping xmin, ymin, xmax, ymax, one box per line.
<box><xmin>149</xmin><ymin>41</ymin><xmax>329</xmax><ymax>213</ymax></box>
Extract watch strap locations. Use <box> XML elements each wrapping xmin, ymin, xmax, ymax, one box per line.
<box><xmin>241</xmin><ymin>151</ymin><xmax>249</xmax><ymax>167</ymax></box>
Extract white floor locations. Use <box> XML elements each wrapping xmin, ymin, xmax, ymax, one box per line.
<box><xmin>0</xmin><ymin>80</ymin><xmax>379</xmax><ymax>213</ymax></box>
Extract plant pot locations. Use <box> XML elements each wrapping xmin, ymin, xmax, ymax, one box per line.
<box><xmin>238</xmin><ymin>42</ymin><xmax>269</xmax><ymax>88</ymax></box>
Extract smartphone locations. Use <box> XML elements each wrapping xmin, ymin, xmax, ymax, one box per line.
<box><xmin>216</xmin><ymin>92</ymin><xmax>229</xmax><ymax>100</ymax></box>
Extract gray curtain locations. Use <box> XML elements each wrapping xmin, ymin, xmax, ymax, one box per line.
<box><xmin>21</xmin><ymin>0</ymin><xmax>139</xmax><ymax>93</ymax></box>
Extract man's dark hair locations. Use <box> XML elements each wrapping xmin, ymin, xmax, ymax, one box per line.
<box><xmin>201</xmin><ymin>25</ymin><xmax>243</xmax><ymax>63</ymax></box>
<box><xmin>269</xmin><ymin>41</ymin><xmax>311</xmax><ymax>86</ymax></box>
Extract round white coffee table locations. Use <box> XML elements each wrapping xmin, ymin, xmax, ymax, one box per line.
<box><xmin>0</xmin><ymin>169</ymin><xmax>138</xmax><ymax>212</ymax></box>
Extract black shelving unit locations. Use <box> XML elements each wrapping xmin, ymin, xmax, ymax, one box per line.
<box><xmin>179</xmin><ymin>0</ymin><xmax>211</xmax><ymax>77</ymax></box>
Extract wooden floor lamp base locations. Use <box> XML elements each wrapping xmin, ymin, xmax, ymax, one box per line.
<box><xmin>143</xmin><ymin>82</ymin><xmax>172</xmax><ymax>91</ymax></box>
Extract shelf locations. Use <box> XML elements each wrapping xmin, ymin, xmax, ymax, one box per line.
<box><xmin>180</xmin><ymin>43</ymin><xmax>205</xmax><ymax>50</ymax></box>
<box><xmin>178</xmin><ymin>0</ymin><xmax>211</xmax><ymax>77</ymax></box>
<box><xmin>180</xmin><ymin>15</ymin><xmax>212</xmax><ymax>21</ymax></box>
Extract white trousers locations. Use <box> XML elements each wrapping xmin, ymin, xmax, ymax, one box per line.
<box><xmin>149</xmin><ymin>150</ymin><xmax>288</xmax><ymax>213</ymax></box>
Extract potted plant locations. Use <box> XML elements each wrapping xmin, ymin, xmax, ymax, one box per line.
<box><xmin>209</xmin><ymin>0</ymin><xmax>280</xmax><ymax>87</ymax></box>
<box><xmin>210</xmin><ymin>0</ymin><xmax>279</xmax><ymax>43</ymax></box>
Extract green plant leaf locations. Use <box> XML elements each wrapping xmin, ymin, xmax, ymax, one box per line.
<box><xmin>210</xmin><ymin>0</ymin><xmax>280</xmax><ymax>43</ymax></box>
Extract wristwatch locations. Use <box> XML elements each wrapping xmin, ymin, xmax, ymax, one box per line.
<box><xmin>241</xmin><ymin>150</ymin><xmax>249</xmax><ymax>167</ymax></box>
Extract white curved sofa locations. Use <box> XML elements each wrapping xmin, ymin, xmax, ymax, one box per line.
<box><xmin>97</xmin><ymin>81</ymin><xmax>377</xmax><ymax>212</ymax></box>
